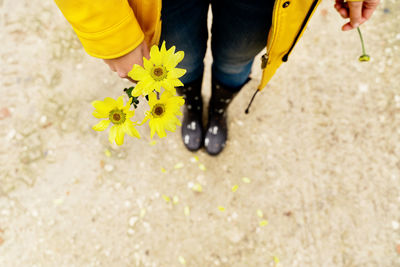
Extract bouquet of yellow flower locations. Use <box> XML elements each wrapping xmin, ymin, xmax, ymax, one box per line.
<box><xmin>91</xmin><ymin>41</ymin><xmax>186</xmax><ymax>145</ymax></box>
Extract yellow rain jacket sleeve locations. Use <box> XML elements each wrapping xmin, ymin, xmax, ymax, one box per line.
<box><xmin>54</xmin><ymin>0</ymin><xmax>145</xmax><ymax>59</ymax></box>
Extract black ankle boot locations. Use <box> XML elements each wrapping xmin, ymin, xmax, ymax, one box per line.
<box><xmin>176</xmin><ymin>77</ymin><xmax>204</xmax><ymax>151</ymax></box>
<box><xmin>205</xmin><ymin>78</ymin><xmax>249</xmax><ymax>156</ymax></box>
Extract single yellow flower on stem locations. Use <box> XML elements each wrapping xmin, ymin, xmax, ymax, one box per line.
<box><xmin>128</xmin><ymin>41</ymin><xmax>186</xmax><ymax>97</ymax></box>
<box><xmin>92</xmin><ymin>96</ymin><xmax>140</xmax><ymax>145</ymax></box>
<box><xmin>142</xmin><ymin>92</ymin><xmax>184</xmax><ymax>138</ymax></box>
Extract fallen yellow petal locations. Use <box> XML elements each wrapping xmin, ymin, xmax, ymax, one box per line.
<box><xmin>178</xmin><ymin>256</ymin><xmax>186</xmax><ymax>265</ymax></box>
<box><xmin>231</xmin><ymin>185</ymin><xmax>239</xmax><ymax>192</ymax></box>
<box><xmin>104</xmin><ymin>149</ymin><xmax>111</xmax><ymax>157</ymax></box>
<box><xmin>174</xmin><ymin>162</ymin><xmax>184</xmax><ymax>169</ymax></box>
<box><xmin>259</xmin><ymin>220</ymin><xmax>268</xmax><ymax>227</ymax></box>
<box><xmin>184</xmin><ymin>205</ymin><xmax>190</xmax><ymax>216</ymax></box>
<box><xmin>161</xmin><ymin>167</ymin><xmax>167</xmax><ymax>173</ymax></box>
<box><xmin>140</xmin><ymin>208</ymin><xmax>146</xmax><ymax>218</ymax></box>
<box><xmin>162</xmin><ymin>195</ymin><xmax>171</xmax><ymax>203</ymax></box>
<box><xmin>218</xmin><ymin>206</ymin><xmax>226</xmax><ymax>212</ymax></box>
<box><xmin>149</xmin><ymin>140</ymin><xmax>157</xmax><ymax>146</ymax></box>
<box><xmin>192</xmin><ymin>183</ymin><xmax>203</xmax><ymax>193</ymax></box>
<box><xmin>273</xmin><ymin>256</ymin><xmax>280</xmax><ymax>263</ymax></box>
<box><xmin>257</xmin><ymin>209</ymin><xmax>263</xmax><ymax>218</ymax></box>
<box><xmin>198</xmin><ymin>163</ymin><xmax>206</xmax><ymax>171</ymax></box>
<box><xmin>242</xmin><ymin>177</ymin><xmax>251</xmax><ymax>183</ymax></box>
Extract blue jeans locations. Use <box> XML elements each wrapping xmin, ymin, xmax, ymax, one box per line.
<box><xmin>160</xmin><ymin>0</ymin><xmax>275</xmax><ymax>90</ymax></box>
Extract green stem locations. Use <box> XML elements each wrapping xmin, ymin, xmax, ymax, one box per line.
<box><xmin>357</xmin><ymin>27</ymin><xmax>367</xmax><ymax>55</ymax></box>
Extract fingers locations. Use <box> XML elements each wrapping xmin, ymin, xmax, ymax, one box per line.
<box><xmin>334</xmin><ymin>0</ymin><xmax>349</xmax><ymax>18</ymax></box>
<box><xmin>341</xmin><ymin>1</ymin><xmax>364</xmax><ymax>31</ymax></box>
<box><xmin>348</xmin><ymin>1</ymin><xmax>363</xmax><ymax>27</ymax></box>
<box><xmin>362</xmin><ymin>0</ymin><xmax>380</xmax><ymax>20</ymax></box>
<box><xmin>337</xmin><ymin>0</ymin><xmax>380</xmax><ymax>31</ymax></box>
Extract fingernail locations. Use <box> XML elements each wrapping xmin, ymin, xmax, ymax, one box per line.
<box><xmin>352</xmin><ymin>22</ymin><xmax>360</xmax><ymax>28</ymax></box>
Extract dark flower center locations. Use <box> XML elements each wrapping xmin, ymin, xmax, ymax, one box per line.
<box><xmin>109</xmin><ymin>109</ymin><xmax>126</xmax><ymax>124</ymax></box>
<box><xmin>150</xmin><ymin>65</ymin><xmax>168</xmax><ymax>81</ymax></box>
<box><xmin>153</xmin><ymin>67</ymin><xmax>164</xmax><ymax>77</ymax></box>
<box><xmin>113</xmin><ymin>113</ymin><xmax>121</xmax><ymax>121</ymax></box>
<box><xmin>152</xmin><ymin>104</ymin><xmax>166</xmax><ymax>118</ymax></box>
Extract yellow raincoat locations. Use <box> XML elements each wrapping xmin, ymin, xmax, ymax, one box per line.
<box><xmin>54</xmin><ymin>0</ymin><xmax>321</xmax><ymax>91</ymax></box>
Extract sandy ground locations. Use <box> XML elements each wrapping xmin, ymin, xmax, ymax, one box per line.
<box><xmin>1</xmin><ymin>0</ymin><xmax>400</xmax><ymax>266</ymax></box>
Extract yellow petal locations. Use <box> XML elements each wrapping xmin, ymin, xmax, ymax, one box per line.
<box><xmin>92</xmin><ymin>111</ymin><xmax>108</xmax><ymax>119</ymax></box>
<box><xmin>154</xmin><ymin>81</ymin><xmax>162</xmax><ymax>93</ymax></box>
<box><xmin>108</xmin><ymin>125</ymin><xmax>117</xmax><ymax>144</ymax></box>
<box><xmin>165</xmin><ymin>50</ymin><xmax>184</xmax><ymax>69</ymax></box>
<box><xmin>143</xmin><ymin>58</ymin><xmax>153</xmax><ymax>71</ymax></box>
<box><xmin>150</xmin><ymin>45</ymin><xmax>161</xmax><ymax>66</ymax></box>
<box><xmin>192</xmin><ymin>183</ymin><xmax>202</xmax><ymax>192</ymax></box>
<box><xmin>168</xmin><ymin>68</ymin><xmax>187</xmax><ymax>79</ymax></box>
<box><xmin>160</xmin><ymin>41</ymin><xmax>167</xmax><ymax>55</ymax></box>
<box><xmin>131</xmin><ymin>81</ymin><xmax>148</xmax><ymax>97</ymax></box>
<box><xmin>156</xmin><ymin>122</ymin><xmax>167</xmax><ymax>138</ymax></box>
<box><xmin>93</xmin><ymin>120</ymin><xmax>110</xmax><ymax>131</ymax></box>
<box><xmin>161</xmin><ymin>80</ymin><xmax>175</xmax><ymax>93</ymax></box>
<box><xmin>116</xmin><ymin>96</ymin><xmax>124</xmax><ymax>108</ymax></box>
<box><xmin>128</xmin><ymin>64</ymin><xmax>148</xmax><ymax>81</ymax></box>
<box><xmin>92</xmin><ymin>98</ymin><xmax>114</xmax><ymax>115</ymax></box>
<box><xmin>231</xmin><ymin>185</ymin><xmax>239</xmax><ymax>192</ymax></box>
<box><xmin>148</xmin><ymin>92</ymin><xmax>158</xmax><ymax>106</ymax></box>
<box><xmin>126</xmin><ymin>110</ymin><xmax>135</xmax><ymax>119</ymax></box>
<box><xmin>115</xmin><ymin>126</ymin><xmax>125</xmax><ymax>146</ymax></box>
<box><xmin>124</xmin><ymin>122</ymin><xmax>141</xmax><ymax>138</ymax></box>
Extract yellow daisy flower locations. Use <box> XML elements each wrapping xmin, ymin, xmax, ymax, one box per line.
<box><xmin>92</xmin><ymin>96</ymin><xmax>140</xmax><ymax>145</ymax></box>
<box><xmin>143</xmin><ymin>92</ymin><xmax>184</xmax><ymax>138</ymax></box>
<box><xmin>128</xmin><ymin>41</ymin><xmax>186</xmax><ymax>97</ymax></box>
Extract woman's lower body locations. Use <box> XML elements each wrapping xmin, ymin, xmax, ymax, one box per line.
<box><xmin>160</xmin><ymin>0</ymin><xmax>275</xmax><ymax>155</ymax></box>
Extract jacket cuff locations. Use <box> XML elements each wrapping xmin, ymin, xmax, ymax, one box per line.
<box><xmin>73</xmin><ymin>11</ymin><xmax>145</xmax><ymax>59</ymax></box>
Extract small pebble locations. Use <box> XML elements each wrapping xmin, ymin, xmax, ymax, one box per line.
<box><xmin>129</xmin><ymin>216</ymin><xmax>138</xmax><ymax>227</ymax></box>
<box><xmin>358</xmin><ymin>83</ymin><xmax>368</xmax><ymax>93</ymax></box>
<box><xmin>53</xmin><ymin>198</ymin><xmax>64</xmax><ymax>206</ymax></box>
<box><xmin>127</xmin><ymin>228</ymin><xmax>135</xmax><ymax>235</ymax></box>
<box><xmin>257</xmin><ymin>209</ymin><xmax>264</xmax><ymax>218</ymax></box>
<box><xmin>0</xmin><ymin>108</ymin><xmax>11</xmax><ymax>120</ymax></box>
<box><xmin>39</xmin><ymin>115</ymin><xmax>48</xmax><ymax>126</ymax></box>
<box><xmin>104</xmin><ymin>164</ymin><xmax>114</xmax><ymax>172</ymax></box>
<box><xmin>392</xmin><ymin>221</ymin><xmax>399</xmax><ymax>230</ymax></box>
<box><xmin>178</xmin><ymin>256</ymin><xmax>186</xmax><ymax>265</ymax></box>
<box><xmin>172</xmin><ymin>196</ymin><xmax>179</xmax><ymax>204</ymax></box>
<box><xmin>140</xmin><ymin>208</ymin><xmax>146</xmax><ymax>218</ymax></box>
<box><xmin>184</xmin><ymin>206</ymin><xmax>190</xmax><ymax>216</ymax></box>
